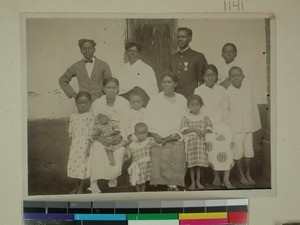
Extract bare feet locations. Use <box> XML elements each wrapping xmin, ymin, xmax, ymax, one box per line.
<box><xmin>245</xmin><ymin>173</ymin><xmax>256</xmax><ymax>185</ymax></box>
<box><xmin>167</xmin><ymin>185</ymin><xmax>179</xmax><ymax>191</ymax></box>
<box><xmin>189</xmin><ymin>182</ymin><xmax>195</xmax><ymax>191</ymax></box>
<box><xmin>212</xmin><ymin>176</ymin><xmax>221</xmax><ymax>186</ymax></box>
<box><xmin>238</xmin><ymin>175</ymin><xmax>251</xmax><ymax>185</ymax></box>
<box><xmin>87</xmin><ymin>186</ymin><xmax>101</xmax><ymax>194</ymax></box>
<box><xmin>196</xmin><ymin>181</ymin><xmax>204</xmax><ymax>190</ymax></box>
<box><xmin>88</xmin><ymin>181</ymin><xmax>102</xmax><ymax>194</ymax></box>
<box><xmin>222</xmin><ymin>180</ymin><xmax>236</xmax><ymax>189</ymax></box>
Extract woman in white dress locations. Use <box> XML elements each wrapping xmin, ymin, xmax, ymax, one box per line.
<box><xmin>89</xmin><ymin>77</ymin><xmax>129</xmax><ymax>193</ymax></box>
<box><xmin>194</xmin><ymin>64</ymin><xmax>235</xmax><ymax>189</ymax></box>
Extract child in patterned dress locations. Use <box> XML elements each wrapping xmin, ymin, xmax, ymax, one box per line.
<box><xmin>67</xmin><ymin>91</ymin><xmax>94</xmax><ymax>194</ymax></box>
<box><xmin>92</xmin><ymin>110</ymin><xmax>127</xmax><ymax>166</ymax></box>
<box><xmin>180</xmin><ymin>94</ymin><xmax>213</xmax><ymax>190</ymax></box>
<box><xmin>125</xmin><ymin>123</ymin><xmax>156</xmax><ymax>192</ymax></box>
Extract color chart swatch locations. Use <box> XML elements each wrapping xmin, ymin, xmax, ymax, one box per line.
<box><xmin>23</xmin><ymin>199</ymin><xmax>248</xmax><ymax>225</ymax></box>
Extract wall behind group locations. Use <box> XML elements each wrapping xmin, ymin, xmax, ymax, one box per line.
<box><xmin>27</xmin><ymin>18</ymin><xmax>267</xmax><ymax>120</ymax></box>
<box><xmin>178</xmin><ymin>18</ymin><xmax>267</xmax><ymax>104</ymax></box>
<box><xmin>27</xmin><ymin>18</ymin><xmax>126</xmax><ymax>119</ymax></box>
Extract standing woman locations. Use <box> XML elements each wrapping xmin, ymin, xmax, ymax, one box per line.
<box><xmin>144</xmin><ymin>74</ymin><xmax>187</xmax><ymax>191</ymax></box>
<box><xmin>194</xmin><ymin>64</ymin><xmax>235</xmax><ymax>189</ymax></box>
<box><xmin>89</xmin><ymin>77</ymin><xmax>129</xmax><ymax>193</ymax></box>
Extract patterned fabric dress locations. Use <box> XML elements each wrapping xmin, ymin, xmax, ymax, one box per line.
<box><xmin>67</xmin><ymin>112</ymin><xmax>93</xmax><ymax>179</ymax></box>
<box><xmin>128</xmin><ymin>137</ymin><xmax>156</xmax><ymax>185</ymax></box>
<box><xmin>180</xmin><ymin>112</ymin><xmax>213</xmax><ymax>168</ymax></box>
<box><xmin>92</xmin><ymin>118</ymin><xmax>126</xmax><ymax>149</ymax></box>
<box><xmin>93</xmin><ymin>120</ymin><xmax>119</xmax><ymax>138</ymax></box>
<box><xmin>206</xmin><ymin>125</ymin><xmax>235</xmax><ymax>171</ymax></box>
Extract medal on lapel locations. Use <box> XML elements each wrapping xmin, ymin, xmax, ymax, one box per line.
<box><xmin>184</xmin><ymin>62</ymin><xmax>189</xmax><ymax>71</ymax></box>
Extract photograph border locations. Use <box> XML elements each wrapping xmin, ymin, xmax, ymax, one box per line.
<box><xmin>21</xmin><ymin>12</ymin><xmax>276</xmax><ymax>201</ymax></box>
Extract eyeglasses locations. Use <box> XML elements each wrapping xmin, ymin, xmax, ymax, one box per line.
<box><xmin>127</xmin><ymin>50</ymin><xmax>139</xmax><ymax>53</ymax></box>
<box><xmin>81</xmin><ymin>47</ymin><xmax>94</xmax><ymax>51</ymax></box>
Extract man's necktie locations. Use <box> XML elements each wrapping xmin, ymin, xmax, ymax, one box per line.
<box><xmin>84</xmin><ymin>59</ymin><xmax>93</xmax><ymax>63</ymax></box>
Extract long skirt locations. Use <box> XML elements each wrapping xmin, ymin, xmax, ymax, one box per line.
<box><xmin>206</xmin><ymin>132</ymin><xmax>234</xmax><ymax>171</ymax></box>
<box><xmin>150</xmin><ymin>141</ymin><xmax>186</xmax><ymax>187</ymax></box>
<box><xmin>89</xmin><ymin>141</ymin><xmax>125</xmax><ymax>182</ymax></box>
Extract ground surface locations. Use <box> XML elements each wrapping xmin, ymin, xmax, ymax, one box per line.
<box><xmin>27</xmin><ymin>114</ymin><xmax>270</xmax><ymax>196</ymax></box>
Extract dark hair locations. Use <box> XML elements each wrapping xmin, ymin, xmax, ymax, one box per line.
<box><xmin>229</xmin><ymin>66</ymin><xmax>243</xmax><ymax>75</ymax></box>
<box><xmin>187</xmin><ymin>94</ymin><xmax>204</xmax><ymax>107</ymax></box>
<box><xmin>178</xmin><ymin>27</ymin><xmax>193</xmax><ymax>37</ymax></box>
<box><xmin>102</xmin><ymin>77</ymin><xmax>119</xmax><ymax>95</ymax></box>
<box><xmin>78</xmin><ymin>39</ymin><xmax>96</xmax><ymax>48</ymax></box>
<box><xmin>129</xmin><ymin>90</ymin><xmax>144</xmax><ymax>101</ymax></box>
<box><xmin>75</xmin><ymin>91</ymin><xmax>92</xmax><ymax>103</ymax></box>
<box><xmin>134</xmin><ymin>122</ymin><xmax>148</xmax><ymax>132</ymax></box>
<box><xmin>103</xmin><ymin>77</ymin><xmax>119</xmax><ymax>87</ymax></box>
<box><xmin>125</xmin><ymin>42</ymin><xmax>142</xmax><ymax>52</ymax></box>
<box><xmin>204</xmin><ymin>64</ymin><xmax>219</xmax><ymax>77</ymax></box>
<box><xmin>160</xmin><ymin>73</ymin><xmax>178</xmax><ymax>83</ymax></box>
<box><xmin>222</xmin><ymin>43</ymin><xmax>237</xmax><ymax>53</ymax></box>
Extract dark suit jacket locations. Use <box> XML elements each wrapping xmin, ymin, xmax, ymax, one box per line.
<box><xmin>59</xmin><ymin>58</ymin><xmax>112</xmax><ymax>102</ymax></box>
<box><xmin>170</xmin><ymin>48</ymin><xmax>207</xmax><ymax>98</ymax></box>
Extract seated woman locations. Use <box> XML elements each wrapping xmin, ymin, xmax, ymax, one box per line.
<box><xmin>144</xmin><ymin>74</ymin><xmax>187</xmax><ymax>191</ymax></box>
<box><xmin>88</xmin><ymin>77</ymin><xmax>129</xmax><ymax>193</ymax></box>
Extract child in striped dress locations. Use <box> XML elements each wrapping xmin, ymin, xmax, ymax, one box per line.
<box><xmin>180</xmin><ymin>94</ymin><xmax>213</xmax><ymax>190</ymax></box>
<box><xmin>125</xmin><ymin>123</ymin><xmax>156</xmax><ymax>192</ymax></box>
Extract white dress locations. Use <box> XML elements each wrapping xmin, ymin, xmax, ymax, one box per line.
<box><xmin>144</xmin><ymin>92</ymin><xmax>187</xmax><ymax>138</ymax></box>
<box><xmin>67</xmin><ymin>112</ymin><xmax>93</xmax><ymax>179</ymax></box>
<box><xmin>121</xmin><ymin>107</ymin><xmax>145</xmax><ymax>139</ymax></box>
<box><xmin>194</xmin><ymin>84</ymin><xmax>228</xmax><ymax>131</ymax></box>
<box><xmin>89</xmin><ymin>96</ymin><xmax>129</xmax><ymax>181</ymax></box>
<box><xmin>194</xmin><ymin>84</ymin><xmax>234</xmax><ymax>171</ymax></box>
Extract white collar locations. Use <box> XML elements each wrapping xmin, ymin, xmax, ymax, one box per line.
<box><xmin>178</xmin><ymin>46</ymin><xmax>190</xmax><ymax>53</ymax></box>
<box><xmin>83</xmin><ymin>56</ymin><xmax>95</xmax><ymax>61</ymax></box>
<box><xmin>204</xmin><ymin>83</ymin><xmax>216</xmax><ymax>90</ymax></box>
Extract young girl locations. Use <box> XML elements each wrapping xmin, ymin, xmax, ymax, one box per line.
<box><xmin>93</xmin><ymin>111</ymin><xmax>127</xmax><ymax>166</ymax></box>
<box><xmin>67</xmin><ymin>91</ymin><xmax>94</xmax><ymax>194</ymax></box>
<box><xmin>126</xmin><ymin>123</ymin><xmax>156</xmax><ymax>192</ymax></box>
<box><xmin>180</xmin><ymin>94</ymin><xmax>213</xmax><ymax>190</ymax></box>
<box><xmin>122</xmin><ymin>90</ymin><xmax>145</xmax><ymax>143</ymax></box>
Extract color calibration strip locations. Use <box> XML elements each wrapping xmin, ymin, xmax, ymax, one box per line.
<box><xmin>23</xmin><ymin>199</ymin><xmax>248</xmax><ymax>225</ymax></box>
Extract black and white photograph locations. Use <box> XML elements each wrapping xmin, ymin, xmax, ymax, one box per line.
<box><xmin>23</xmin><ymin>14</ymin><xmax>274</xmax><ymax>199</ymax></box>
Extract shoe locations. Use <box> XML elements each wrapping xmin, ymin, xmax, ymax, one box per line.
<box><xmin>87</xmin><ymin>187</ymin><xmax>101</xmax><ymax>194</ymax></box>
<box><xmin>167</xmin><ymin>185</ymin><xmax>179</xmax><ymax>191</ymax></box>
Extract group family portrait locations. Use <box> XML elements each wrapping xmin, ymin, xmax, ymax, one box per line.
<box><xmin>24</xmin><ymin>14</ymin><xmax>273</xmax><ymax>198</ymax></box>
